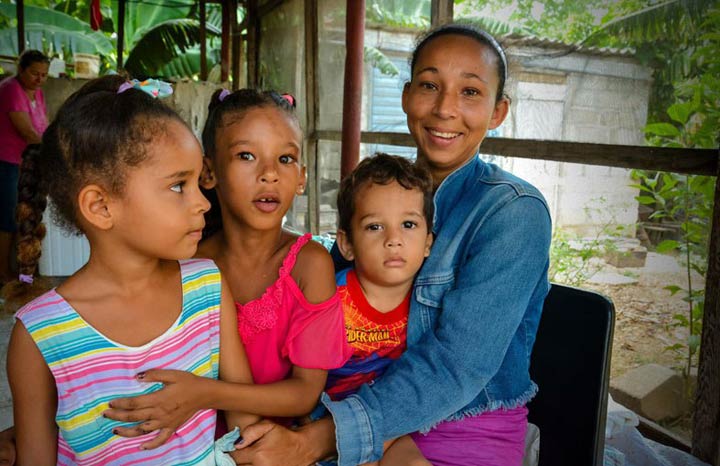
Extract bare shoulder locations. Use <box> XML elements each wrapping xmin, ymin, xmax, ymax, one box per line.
<box><xmin>292</xmin><ymin>238</ymin><xmax>336</xmax><ymax>303</ymax></box>
<box><xmin>294</xmin><ymin>239</ymin><xmax>334</xmax><ymax>276</ymax></box>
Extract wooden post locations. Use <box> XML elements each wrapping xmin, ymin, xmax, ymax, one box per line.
<box><xmin>431</xmin><ymin>0</ymin><xmax>453</xmax><ymax>27</ymax></box>
<box><xmin>340</xmin><ymin>0</ymin><xmax>364</xmax><ymax>180</ymax></box>
<box><xmin>230</xmin><ymin>0</ymin><xmax>241</xmax><ymax>90</ymax></box>
<box><xmin>246</xmin><ymin>0</ymin><xmax>259</xmax><ymax>88</ymax></box>
<box><xmin>220</xmin><ymin>0</ymin><xmax>230</xmax><ymax>82</ymax></box>
<box><xmin>693</xmin><ymin>150</ymin><xmax>720</xmax><ymax>465</ymax></box>
<box><xmin>199</xmin><ymin>0</ymin><xmax>207</xmax><ymax>81</ymax></box>
<box><xmin>16</xmin><ymin>0</ymin><xmax>24</xmax><ymax>55</ymax></box>
<box><xmin>304</xmin><ymin>0</ymin><xmax>319</xmax><ymax>234</ymax></box>
<box><xmin>117</xmin><ymin>0</ymin><xmax>125</xmax><ymax>71</ymax></box>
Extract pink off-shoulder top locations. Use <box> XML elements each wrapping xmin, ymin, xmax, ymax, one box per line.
<box><xmin>236</xmin><ymin>233</ymin><xmax>351</xmax><ymax>385</ymax></box>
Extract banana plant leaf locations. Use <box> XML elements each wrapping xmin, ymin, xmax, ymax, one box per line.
<box><xmin>124</xmin><ymin>17</ymin><xmax>204</xmax><ymax>77</ymax></box>
<box><xmin>0</xmin><ymin>3</ymin><xmax>113</xmax><ymax>57</ymax></box>
<box><xmin>110</xmin><ymin>0</ymin><xmax>195</xmax><ymax>52</ymax></box>
<box><xmin>157</xmin><ymin>47</ymin><xmax>219</xmax><ymax>80</ymax></box>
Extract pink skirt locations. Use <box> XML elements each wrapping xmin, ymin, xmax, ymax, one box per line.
<box><xmin>410</xmin><ymin>406</ymin><xmax>528</xmax><ymax>466</ymax></box>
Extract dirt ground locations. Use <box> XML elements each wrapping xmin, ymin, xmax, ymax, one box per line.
<box><xmin>580</xmin><ymin>252</ymin><xmax>703</xmax><ymax>380</ymax></box>
<box><xmin>580</xmin><ymin>251</ymin><xmax>703</xmax><ymax>440</ymax></box>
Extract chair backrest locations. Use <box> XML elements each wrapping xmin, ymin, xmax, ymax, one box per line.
<box><xmin>527</xmin><ymin>283</ymin><xmax>615</xmax><ymax>466</ymax></box>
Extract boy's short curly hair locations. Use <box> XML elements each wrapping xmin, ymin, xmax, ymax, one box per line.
<box><xmin>337</xmin><ymin>153</ymin><xmax>434</xmax><ymax>241</ymax></box>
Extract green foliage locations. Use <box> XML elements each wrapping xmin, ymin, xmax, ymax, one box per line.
<box><xmin>549</xmin><ymin>229</ymin><xmax>605</xmax><ymax>287</ymax></box>
<box><xmin>631</xmin><ymin>75</ymin><xmax>715</xmax><ymax>376</ymax></box>
<box><xmin>364</xmin><ymin>45</ymin><xmax>399</xmax><ymax>76</ymax></box>
<box><xmin>366</xmin><ymin>0</ymin><xmax>430</xmax><ymax>29</ymax></box>
<box><xmin>549</xmin><ymin>199</ymin><xmax>629</xmax><ymax>287</ymax></box>
<box><xmin>123</xmin><ymin>18</ymin><xmax>203</xmax><ymax>78</ymax></box>
<box><xmin>0</xmin><ymin>3</ymin><xmax>113</xmax><ymax>57</ymax></box>
<box><xmin>456</xmin><ymin>0</ymin><xmax>608</xmax><ymax>43</ymax></box>
<box><xmin>0</xmin><ymin>0</ymin><xmax>224</xmax><ymax>79</ymax></box>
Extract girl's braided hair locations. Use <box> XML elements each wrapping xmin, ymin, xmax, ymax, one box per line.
<box><xmin>3</xmin><ymin>75</ymin><xmax>185</xmax><ymax>305</ymax></box>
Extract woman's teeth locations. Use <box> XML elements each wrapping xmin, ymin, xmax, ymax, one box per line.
<box><xmin>429</xmin><ymin>129</ymin><xmax>459</xmax><ymax>139</ymax></box>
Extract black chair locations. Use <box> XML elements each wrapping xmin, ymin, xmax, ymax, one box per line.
<box><xmin>527</xmin><ymin>283</ymin><xmax>615</xmax><ymax>466</ymax></box>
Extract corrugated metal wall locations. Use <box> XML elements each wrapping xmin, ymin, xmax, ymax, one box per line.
<box><xmin>38</xmin><ymin>208</ymin><xmax>89</xmax><ymax>277</ymax></box>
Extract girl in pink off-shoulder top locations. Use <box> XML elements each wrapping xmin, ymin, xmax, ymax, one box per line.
<box><xmin>103</xmin><ymin>89</ymin><xmax>351</xmax><ymax>447</ymax></box>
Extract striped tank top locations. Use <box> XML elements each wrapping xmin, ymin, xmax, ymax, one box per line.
<box><xmin>15</xmin><ymin>259</ymin><xmax>222</xmax><ymax>465</ymax></box>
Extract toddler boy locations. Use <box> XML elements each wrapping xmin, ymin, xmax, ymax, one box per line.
<box><xmin>327</xmin><ymin>153</ymin><xmax>435</xmax><ymax>466</ymax></box>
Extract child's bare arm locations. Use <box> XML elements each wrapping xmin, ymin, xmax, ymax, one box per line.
<box><xmin>376</xmin><ymin>436</ymin><xmax>430</xmax><ymax>466</ymax></box>
<box><xmin>0</xmin><ymin>426</ymin><xmax>16</xmax><ymax>466</ymax></box>
<box><xmin>217</xmin><ymin>278</ymin><xmax>261</xmax><ymax>430</ymax></box>
<box><xmin>8</xmin><ymin>322</ymin><xmax>57</xmax><ymax>466</ymax></box>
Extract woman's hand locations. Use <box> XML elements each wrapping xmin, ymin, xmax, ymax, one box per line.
<box><xmin>231</xmin><ymin>419</ymin><xmax>334</xmax><ymax>466</ymax></box>
<box><xmin>102</xmin><ymin>369</ymin><xmax>208</xmax><ymax>450</ymax></box>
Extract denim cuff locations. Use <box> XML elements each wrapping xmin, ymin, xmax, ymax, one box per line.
<box><xmin>320</xmin><ymin>393</ymin><xmax>382</xmax><ymax>466</ymax></box>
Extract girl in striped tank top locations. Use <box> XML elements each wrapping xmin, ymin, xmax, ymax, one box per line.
<box><xmin>100</xmin><ymin>89</ymin><xmax>351</xmax><ymax>458</ymax></box>
<box><xmin>7</xmin><ymin>76</ymin><xmax>258</xmax><ymax>465</ymax></box>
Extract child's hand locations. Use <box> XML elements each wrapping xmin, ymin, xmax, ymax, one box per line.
<box><xmin>103</xmin><ymin>369</ymin><xmax>208</xmax><ymax>450</ymax></box>
<box><xmin>0</xmin><ymin>427</ymin><xmax>16</xmax><ymax>465</ymax></box>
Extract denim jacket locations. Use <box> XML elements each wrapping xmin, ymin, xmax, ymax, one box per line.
<box><xmin>321</xmin><ymin>154</ymin><xmax>552</xmax><ymax>465</ymax></box>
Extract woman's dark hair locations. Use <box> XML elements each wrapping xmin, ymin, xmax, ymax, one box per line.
<box><xmin>18</xmin><ymin>49</ymin><xmax>49</xmax><ymax>71</ymax></box>
<box><xmin>337</xmin><ymin>153</ymin><xmax>434</xmax><ymax>241</ymax></box>
<box><xmin>410</xmin><ymin>23</ymin><xmax>508</xmax><ymax>101</ymax></box>
<box><xmin>200</xmin><ymin>88</ymin><xmax>299</xmax><ymax>238</ymax></box>
<box><xmin>13</xmin><ymin>74</ymin><xmax>185</xmax><ymax>292</ymax></box>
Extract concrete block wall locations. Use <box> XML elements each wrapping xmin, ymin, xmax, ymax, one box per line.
<box><xmin>501</xmin><ymin>47</ymin><xmax>651</xmax><ymax>237</ymax></box>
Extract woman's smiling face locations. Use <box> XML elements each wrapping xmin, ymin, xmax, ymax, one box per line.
<box><xmin>402</xmin><ymin>34</ymin><xmax>508</xmax><ymax>184</ymax></box>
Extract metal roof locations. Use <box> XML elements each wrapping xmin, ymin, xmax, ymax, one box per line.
<box><xmin>500</xmin><ymin>33</ymin><xmax>637</xmax><ymax>58</ymax></box>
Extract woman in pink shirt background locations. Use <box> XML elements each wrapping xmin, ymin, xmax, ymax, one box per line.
<box><xmin>0</xmin><ymin>49</ymin><xmax>49</xmax><ymax>284</ymax></box>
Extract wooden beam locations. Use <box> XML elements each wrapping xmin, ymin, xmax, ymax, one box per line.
<box><xmin>431</xmin><ymin>0</ymin><xmax>453</xmax><ymax>27</ymax></box>
<box><xmin>246</xmin><ymin>0</ymin><xmax>258</xmax><ymax>88</ymax></box>
<box><xmin>117</xmin><ymin>0</ymin><xmax>125</xmax><ymax>71</ymax></box>
<box><xmin>230</xmin><ymin>0</ymin><xmax>241</xmax><ymax>90</ymax></box>
<box><xmin>258</xmin><ymin>0</ymin><xmax>285</xmax><ymax>18</ymax></box>
<box><xmin>315</xmin><ymin>131</ymin><xmax>718</xmax><ymax>176</ymax></box>
<box><xmin>693</xmin><ymin>149</ymin><xmax>720</xmax><ymax>465</ymax></box>
<box><xmin>220</xmin><ymin>0</ymin><xmax>230</xmax><ymax>82</ymax></box>
<box><xmin>638</xmin><ymin>416</ymin><xmax>692</xmax><ymax>454</ymax></box>
<box><xmin>340</xmin><ymin>0</ymin><xmax>365</xmax><ymax>179</ymax></box>
<box><xmin>304</xmin><ymin>0</ymin><xmax>319</xmax><ymax>234</ymax></box>
<box><xmin>16</xmin><ymin>0</ymin><xmax>24</xmax><ymax>55</ymax></box>
<box><xmin>199</xmin><ymin>0</ymin><xmax>207</xmax><ymax>81</ymax></box>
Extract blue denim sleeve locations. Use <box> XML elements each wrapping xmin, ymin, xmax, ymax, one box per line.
<box><xmin>322</xmin><ymin>195</ymin><xmax>551</xmax><ymax>466</ymax></box>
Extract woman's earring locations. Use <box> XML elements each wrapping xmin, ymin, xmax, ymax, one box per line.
<box><xmin>297</xmin><ymin>185</ymin><xmax>305</xmax><ymax>195</ymax></box>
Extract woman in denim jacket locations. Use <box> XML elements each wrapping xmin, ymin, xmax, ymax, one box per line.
<box><xmin>234</xmin><ymin>23</ymin><xmax>552</xmax><ymax>466</ymax></box>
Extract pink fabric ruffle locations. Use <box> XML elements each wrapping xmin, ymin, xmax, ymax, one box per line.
<box><xmin>235</xmin><ymin>233</ymin><xmax>351</xmax><ymax>385</ymax></box>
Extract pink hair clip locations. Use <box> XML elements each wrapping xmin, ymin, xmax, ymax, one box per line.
<box><xmin>281</xmin><ymin>93</ymin><xmax>296</xmax><ymax>108</ymax></box>
<box><xmin>218</xmin><ymin>89</ymin><xmax>231</xmax><ymax>102</ymax></box>
<box><xmin>117</xmin><ymin>81</ymin><xmax>134</xmax><ymax>94</ymax></box>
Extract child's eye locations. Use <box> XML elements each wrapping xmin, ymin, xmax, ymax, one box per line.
<box><xmin>402</xmin><ymin>221</ymin><xmax>418</xmax><ymax>229</ymax></box>
<box><xmin>170</xmin><ymin>182</ymin><xmax>185</xmax><ymax>193</ymax></box>
<box><xmin>420</xmin><ymin>81</ymin><xmax>437</xmax><ymax>91</ymax></box>
<box><xmin>237</xmin><ymin>152</ymin><xmax>255</xmax><ymax>161</ymax></box>
<box><xmin>366</xmin><ymin>224</ymin><xmax>383</xmax><ymax>231</ymax></box>
<box><xmin>463</xmin><ymin>88</ymin><xmax>480</xmax><ymax>97</ymax></box>
<box><xmin>279</xmin><ymin>154</ymin><xmax>296</xmax><ymax>164</ymax></box>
